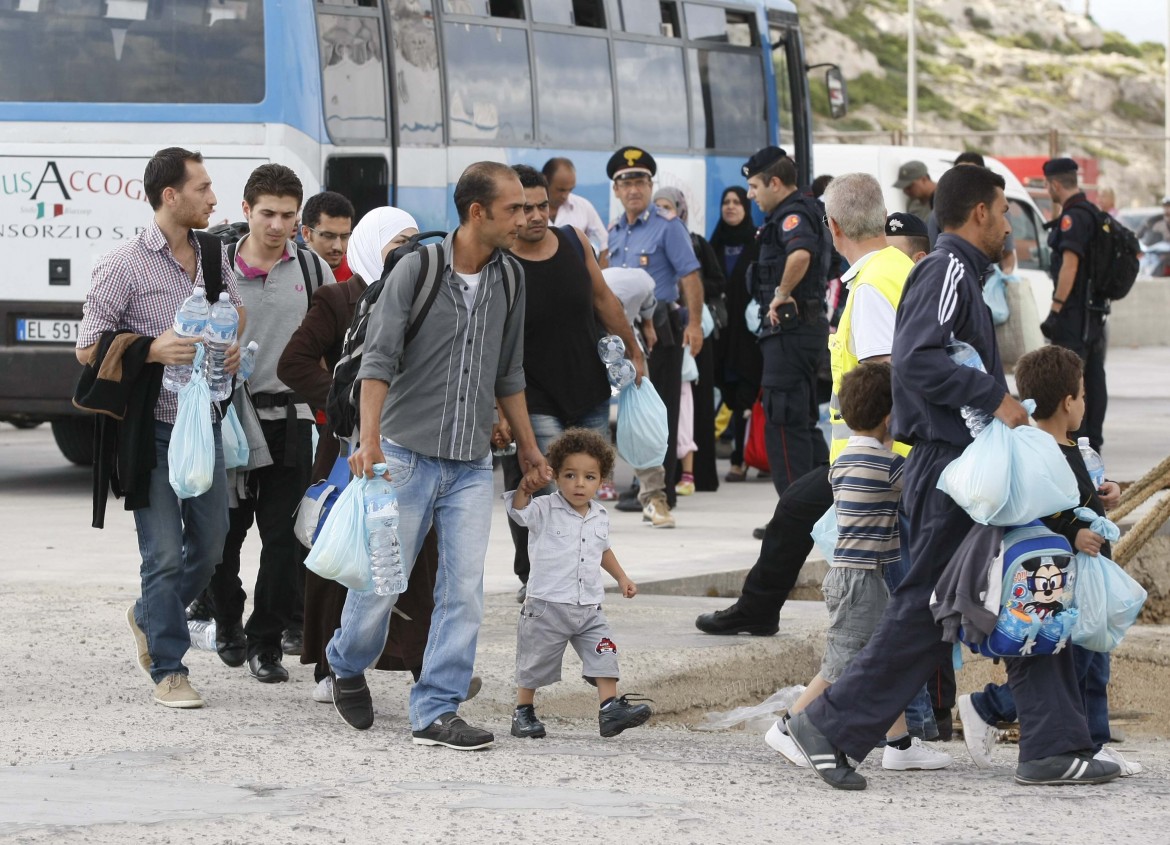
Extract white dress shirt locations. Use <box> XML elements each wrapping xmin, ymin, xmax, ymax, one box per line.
<box><xmin>551</xmin><ymin>193</ymin><xmax>609</xmax><ymax>253</ymax></box>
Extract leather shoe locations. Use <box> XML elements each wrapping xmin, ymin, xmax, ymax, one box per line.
<box><xmin>281</xmin><ymin>627</ymin><xmax>303</xmax><ymax>656</ymax></box>
<box><xmin>215</xmin><ymin>620</ymin><xmax>246</xmax><ymax>668</ymax></box>
<box><xmin>695</xmin><ymin>606</ymin><xmax>778</xmax><ymax>636</ymax></box>
<box><xmin>248</xmin><ymin>652</ymin><xmax>289</xmax><ymax>683</ymax></box>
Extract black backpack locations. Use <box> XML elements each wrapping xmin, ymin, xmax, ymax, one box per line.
<box><xmin>200</xmin><ymin>221</ymin><xmax>325</xmax><ymax>309</ymax></box>
<box><xmin>1083</xmin><ymin>207</ymin><xmax>1140</xmax><ymax>302</ymax></box>
<box><xmin>325</xmin><ymin>231</ymin><xmax>522</xmax><ymax>440</ymax></box>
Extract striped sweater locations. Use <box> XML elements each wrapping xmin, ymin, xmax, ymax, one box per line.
<box><xmin>829</xmin><ymin>436</ymin><xmax>905</xmax><ymax>570</ymax></box>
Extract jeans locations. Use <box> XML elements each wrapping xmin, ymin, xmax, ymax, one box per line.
<box><xmin>133</xmin><ymin>420</ymin><xmax>229</xmax><ymax>683</ymax></box>
<box><xmin>326</xmin><ymin>440</ymin><xmax>494</xmax><ymax>730</ymax></box>
<box><xmin>503</xmin><ymin>401</ymin><xmax>610</xmax><ymax>584</ymax></box>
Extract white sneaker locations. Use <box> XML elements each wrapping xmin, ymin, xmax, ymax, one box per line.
<box><xmin>312</xmin><ymin>676</ymin><xmax>333</xmax><ymax>703</ymax></box>
<box><xmin>642</xmin><ymin>497</ymin><xmax>676</xmax><ymax>529</ymax></box>
<box><xmin>882</xmin><ymin>737</ymin><xmax>952</xmax><ymax>770</ymax></box>
<box><xmin>958</xmin><ymin>693</ymin><xmax>997</xmax><ymax>769</ymax></box>
<box><xmin>1094</xmin><ymin>745</ymin><xmax>1144</xmax><ymax>776</ymax></box>
<box><xmin>764</xmin><ymin>719</ymin><xmax>809</xmax><ymax>767</ymax></box>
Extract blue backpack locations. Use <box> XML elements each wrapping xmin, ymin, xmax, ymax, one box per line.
<box><xmin>965</xmin><ymin>522</ymin><xmax>1079</xmax><ymax>659</ymax></box>
<box><xmin>293</xmin><ymin>450</ymin><xmax>352</xmax><ymax>550</ymax></box>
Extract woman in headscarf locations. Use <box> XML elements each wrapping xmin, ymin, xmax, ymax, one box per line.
<box><xmin>652</xmin><ymin>187</ymin><xmax>725</xmax><ymax>494</ymax></box>
<box><xmin>279</xmin><ymin>206</ymin><xmax>463</xmax><ymax>703</ymax></box>
<box><xmin>708</xmin><ymin>186</ymin><xmax>762</xmax><ymax>482</ymax></box>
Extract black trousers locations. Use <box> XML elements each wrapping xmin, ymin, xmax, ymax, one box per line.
<box><xmin>1050</xmin><ymin>308</ymin><xmax>1107</xmax><ymax>452</ymax></box>
<box><xmin>690</xmin><ymin>340</ymin><xmax>719</xmax><ymax>492</ymax></box>
<box><xmin>804</xmin><ymin>442</ymin><xmax>1093</xmax><ymax>762</ymax></box>
<box><xmin>735</xmin><ymin>464</ymin><xmax>833</xmax><ymax>621</ymax></box>
<box><xmin>650</xmin><ymin>311</ymin><xmax>684</xmax><ymax>509</ymax></box>
<box><xmin>210</xmin><ymin>417</ymin><xmax>313</xmax><ymax>657</ymax></box>
<box><xmin>760</xmin><ymin>319</ymin><xmax>830</xmax><ymax>497</ymax></box>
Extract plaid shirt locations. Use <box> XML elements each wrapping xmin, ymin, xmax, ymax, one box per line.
<box><xmin>78</xmin><ymin>221</ymin><xmax>242</xmax><ymax>425</ymax></box>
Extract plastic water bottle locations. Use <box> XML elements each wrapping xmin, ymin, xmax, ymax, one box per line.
<box><xmin>162</xmin><ymin>287</ymin><xmax>210</xmax><ymax>393</ymax></box>
<box><xmin>237</xmin><ymin>341</ymin><xmax>259</xmax><ymax>383</ymax></box>
<box><xmin>187</xmin><ymin>619</ymin><xmax>217</xmax><ymax>651</ymax></box>
<box><xmin>203</xmin><ymin>292</ymin><xmax>239</xmax><ymax>401</ymax></box>
<box><xmin>946</xmin><ymin>338</ymin><xmax>992</xmax><ymax>438</ymax></box>
<box><xmin>364</xmin><ymin>462</ymin><xmax>405</xmax><ymax>596</ymax></box>
<box><xmin>597</xmin><ymin>335</ymin><xmax>626</xmax><ymax>365</ymax></box>
<box><xmin>1078</xmin><ymin>437</ymin><xmax>1105</xmax><ymax>489</ymax></box>
<box><xmin>607</xmin><ymin>359</ymin><xmax>636</xmax><ymax>392</ymax></box>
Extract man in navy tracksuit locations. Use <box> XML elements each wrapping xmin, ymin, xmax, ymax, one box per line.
<box><xmin>785</xmin><ymin>166</ymin><xmax>1120</xmax><ymax>789</ymax></box>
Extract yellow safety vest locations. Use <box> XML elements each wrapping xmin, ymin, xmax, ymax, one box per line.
<box><xmin>828</xmin><ymin>246</ymin><xmax>913</xmax><ymax>464</ymax></box>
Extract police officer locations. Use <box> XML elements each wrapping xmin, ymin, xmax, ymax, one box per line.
<box><xmin>607</xmin><ymin>146</ymin><xmax>704</xmax><ymax>528</ymax></box>
<box><xmin>743</xmin><ymin>146</ymin><xmax>830</xmax><ymax>496</ymax></box>
<box><xmin>1040</xmin><ymin>157</ymin><xmax>1108</xmax><ymax>452</ymax></box>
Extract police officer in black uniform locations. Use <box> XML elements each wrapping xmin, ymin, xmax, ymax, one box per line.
<box><xmin>1041</xmin><ymin>157</ymin><xmax>1108</xmax><ymax>452</ymax></box>
<box><xmin>743</xmin><ymin>146</ymin><xmax>831</xmax><ymax>495</ymax></box>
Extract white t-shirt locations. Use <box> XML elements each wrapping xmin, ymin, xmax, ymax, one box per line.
<box><xmin>455</xmin><ymin>271</ymin><xmax>480</xmax><ymax>312</ymax></box>
<box><xmin>848</xmin><ymin>282</ymin><xmax>897</xmax><ymax>361</ymax></box>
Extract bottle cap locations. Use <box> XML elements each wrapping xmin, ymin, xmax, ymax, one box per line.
<box><xmin>1077</xmin><ymin>437</ymin><xmax>1090</xmax><ymax>449</ymax></box>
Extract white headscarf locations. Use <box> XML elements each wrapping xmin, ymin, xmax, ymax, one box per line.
<box><xmin>346</xmin><ymin>206</ymin><xmax>419</xmax><ymax>284</ymax></box>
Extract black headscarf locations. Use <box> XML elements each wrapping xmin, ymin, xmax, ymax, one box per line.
<box><xmin>709</xmin><ymin>186</ymin><xmax>757</xmax><ymax>250</ymax></box>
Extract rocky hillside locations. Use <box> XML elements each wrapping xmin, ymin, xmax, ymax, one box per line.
<box><xmin>799</xmin><ymin>0</ymin><xmax>1167</xmax><ymax>206</ymax></box>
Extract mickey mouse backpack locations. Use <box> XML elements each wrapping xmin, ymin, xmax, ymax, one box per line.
<box><xmin>965</xmin><ymin>522</ymin><xmax>1080</xmax><ymax>659</ymax></box>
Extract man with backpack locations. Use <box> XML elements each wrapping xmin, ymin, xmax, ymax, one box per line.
<box><xmin>206</xmin><ymin>164</ymin><xmax>334</xmax><ymax>683</ymax></box>
<box><xmin>1041</xmin><ymin>157</ymin><xmax>1139</xmax><ymax>453</ymax></box>
<box><xmin>326</xmin><ymin>162</ymin><xmax>551</xmax><ymax>750</ymax></box>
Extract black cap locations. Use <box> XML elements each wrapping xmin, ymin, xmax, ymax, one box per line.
<box><xmin>885</xmin><ymin>212</ymin><xmax>928</xmax><ymax>238</ymax></box>
<box><xmin>742</xmin><ymin>146</ymin><xmax>788</xmax><ymax>179</ymax></box>
<box><xmin>1042</xmin><ymin>157</ymin><xmax>1078</xmax><ymax>177</ymax></box>
<box><xmin>607</xmin><ymin>146</ymin><xmax>656</xmax><ymax>181</ymax></box>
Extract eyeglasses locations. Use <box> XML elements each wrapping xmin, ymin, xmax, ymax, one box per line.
<box><xmin>307</xmin><ymin>227</ymin><xmax>352</xmax><ymax>244</ymax></box>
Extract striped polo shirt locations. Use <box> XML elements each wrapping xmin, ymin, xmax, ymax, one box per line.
<box><xmin>829</xmin><ymin>436</ymin><xmax>905</xmax><ymax>570</ymax></box>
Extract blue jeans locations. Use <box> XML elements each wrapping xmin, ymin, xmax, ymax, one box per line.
<box><xmin>887</xmin><ymin>513</ymin><xmax>938</xmax><ymax>740</ymax></box>
<box><xmin>327</xmin><ymin>440</ymin><xmax>494</xmax><ymax>730</ymax></box>
<box><xmin>133</xmin><ymin>420</ymin><xmax>229</xmax><ymax>683</ymax></box>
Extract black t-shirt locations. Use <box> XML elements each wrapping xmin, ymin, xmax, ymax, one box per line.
<box><xmin>1043</xmin><ymin>441</ymin><xmax>1110</xmax><ymax>558</ymax></box>
<box><xmin>1047</xmin><ymin>193</ymin><xmax>1095</xmax><ymax>304</ymax></box>
<box><xmin>512</xmin><ymin>227</ymin><xmax>611</xmax><ymax>421</ymax></box>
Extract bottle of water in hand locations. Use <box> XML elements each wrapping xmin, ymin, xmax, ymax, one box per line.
<box><xmin>1078</xmin><ymin>437</ymin><xmax>1105</xmax><ymax>490</ymax></box>
<box><xmin>607</xmin><ymin>359</ymin><xmax>636</xmax><ymax>392</ymax></box>
<box><xmin>364</xmin><ymin>463</ymin><xmax>405</xmax><ymax>596</ymax></box>
<box><xmin>597</xmin><ymin>335</ymin><xmax>625</xmax><ymax>365</ymax></box>
<box><xmin>946</xmin><ymin>337</ymin><xmax>992</xmax><ymax>438</ymax></box>
<box><xmin>203</xmin><ymin>293</ymin><xmax>239</xmax><ymax>401</ymax></box>
<box><xmin>237</xmin><ymin>341</ymin><xmax>259</xmax><ymax>384</ymax></box>
<box><xmin>162</xmin><ymin>287</ymin><xmax>210</xmax><ymax>393</ymax></box>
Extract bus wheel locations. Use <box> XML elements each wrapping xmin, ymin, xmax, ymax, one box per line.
<box><xmin>51</xmin><ymin>417</ymin><xmax>95</xmax><ymax>466</ymax></box>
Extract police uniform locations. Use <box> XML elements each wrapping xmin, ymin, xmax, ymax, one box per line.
<box><xmin>1042</xmin><ymin>157</ymin><xmax>1108</xmax><ymax>451</ymax></box>
<box><xmin>744</xmin><ymin>146</ymin><xmax>831</xmax><ymax>495</ymax></box>
<box><xmin>606</xmin><ymin>146</ymin><xmax>701</xmax><ymax>511</ymax></box>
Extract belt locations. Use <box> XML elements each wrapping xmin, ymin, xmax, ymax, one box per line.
<box><xmin>251</xmin><ymin>392</ymin><xmax>307</xmax><ymax>468</ymax></box>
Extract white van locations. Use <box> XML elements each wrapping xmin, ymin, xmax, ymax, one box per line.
<box><xmin>812</xmin><ymin>144</ymin><xmax>1051</xmax><ymax>364</ymax></box>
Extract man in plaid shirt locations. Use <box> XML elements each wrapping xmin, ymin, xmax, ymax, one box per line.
<box><xmin>76</xmin><ymin>147</ymin><xmax>245</xmax><ymax>709</ymax></box>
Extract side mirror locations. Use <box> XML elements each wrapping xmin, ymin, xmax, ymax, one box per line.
<box><xmin>825</xmin><ymin>66</ymin><xmax>848</xmax><ymax>119</ymax></box>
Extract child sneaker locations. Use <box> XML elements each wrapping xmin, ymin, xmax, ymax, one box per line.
<box><xmin>882</xmin><ymin>737</ymin><xmax>952</xmax><ymax>770</ymax></box>
<box><xmin>957</xmin><ymin>693</ymin><xmax>997</xmax><ymax>768</ymax></box>
<box><xmin>312</xmin><ymin>676</ymin><xmax>333</xmax><ymax>703</ymax></box>
<box><xmin>1094</xmin><ymin>745</ymin><xmax>1144</xmax><ymax>777</ymax></box>
<box><xmin>599</xmin><ymin>694</ymin><xmax>652</xmax><ymax>737</ymax></box>
<box><xmin>765</xmin><ymin>717</ymin><xmax>809</xmax><ymax>767</ymax></box>
<box><xmin>511</xmin><ymin>706</ymin><xmax>547</xmax><ymax>739</ymax></box>
<box><xmin>675</xmin><ymin>474</ymin><xmax>695</xmax><ymax>496</ymax></box>
<box><xmin>596</xmin><ymin>481</ymin><xmax>619</xmax><ymax>501</ymax></box>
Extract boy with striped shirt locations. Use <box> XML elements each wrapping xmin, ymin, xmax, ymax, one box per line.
<box><xmin>766</xmin><ymin>362</ymin><xmax>951</xmax><ymax>771</ymax></box>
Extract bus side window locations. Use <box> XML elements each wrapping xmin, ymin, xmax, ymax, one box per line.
<box><xmin>390</xmin><ymin>0</ymin><xmax>443</xmax><ymax>145</ymax></box>
<box><xmin>533</xmin><ymin>32</ymin><xmax>614</xmax><ymax>147</ymax></box>
<box><xmin>687</xmin><ymin>49</ymin><xmax>765</xmax><ymax>151</ymax></box>
<box><xmin>319</xmin><ymin>11</ymin><xmax>389</xmax><ymax>142</ymax></box>
<box><xmin>442</xmin><ymin>22</ymin><xmax>533</xmax><ymax>143</ymax></box>
<box><xmin>613</xmin><ymin>40</ymin><xmax>687</xmax><ymax>150</ymax></box>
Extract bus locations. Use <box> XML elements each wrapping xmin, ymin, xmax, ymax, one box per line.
<box><xmin>0</xmin><ymin>0</ymin><xmax>839</xmax><ymax>464</ymax></box>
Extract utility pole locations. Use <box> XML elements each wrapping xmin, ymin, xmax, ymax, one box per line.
<box><xmin>908</xmin><ymin>0</ymin><xmax>917</xmax><ymax>146</ymax></box>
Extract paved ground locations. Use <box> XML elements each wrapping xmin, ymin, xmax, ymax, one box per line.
<box><xmin>2</xmin><ymin>347</ymin><xmax>1169</xmax><ymax>843</ymax></box>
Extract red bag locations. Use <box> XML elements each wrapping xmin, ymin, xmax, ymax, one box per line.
<box><xmin>743</xmin><ymin>397</ymin><xmax>770</xmax><ymax>472</ymax></box>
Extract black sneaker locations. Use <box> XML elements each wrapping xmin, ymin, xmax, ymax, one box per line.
<box><xmin>215</xmin><ymin>619</ymin><xmax>247</xmax><ymax>668</ymax></box>
<box><xmin>281</xmin><ymin>627</ymin><xmax>304</xmax><ymax>656</ymax></box>
<box><xmin>785</xmin><ymin>711</ymin><xmax>866</xmax><ymax>791</ymax></box>
<box><xmin>511</xmin><ymin>706</ymin><xmax>547</xmax><ymax>739</ymax></box>
<box><xmin>412</xmin><ymin>712</ymin><xmax>494</xmax><ymax>750</ymax></box>
<box><xmin>1015</xmin><ymin>753</ymin><xmax>1121</xmax><ymax>786</ymax></box>
<box><xmin>695</xmin><ymin>606</ymin><xmax>779</xmax><ymax>637</ymax></box>
<box><xmin>599</xmin><ymin>694</ymin><xmax>652</xmax><ymax>737</ymax></box>
<box><xmin>332</xmin><ymin>671</ymin><xmax>374</xmax><ymax>730</ymax></box>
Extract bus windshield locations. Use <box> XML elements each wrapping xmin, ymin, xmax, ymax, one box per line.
<box><xmin>0</xmin><ymin>0</ymin><xmax>264</xmax><ymax>104</ymax></box>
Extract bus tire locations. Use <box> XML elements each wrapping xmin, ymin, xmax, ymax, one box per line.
<box><xmin>51</xmin><ymin>417</ymin><xmax>95</xmax><ymax>466</ymax></box>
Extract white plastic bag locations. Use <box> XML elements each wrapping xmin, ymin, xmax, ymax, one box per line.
<box><xmin>811</xmin><ymin>506</ymin><xmax>838</xmax><ymax>561</ymax></box>
<box><xmin>616</xmin><ymin>376</ymin><xmax>669</xmax><ymax>470</ymax></box>
<box><xmin>701</xmin><ymin>303</ymin><xmax>715</xmax><ymax>338</ymax></box>
<box><xmin>681</xmin><ymin>347</ymin><xmax>699</xmax><ymax>382</ymax></box>
<box><xmin>1071</xmin><ymin>508</ymin><xmax>1147</xmax><ymax>652</ymax></box>
<box><xmin>304</xmin><ymin>476</ymin><xmax>373</xmax><ymax>592</ymax></box>
<box><xmin>168</xmin><ymin>345</ymin><xmax>215</xmax><ymax>499</ymax></box>
<box><xmin>697</xmin><ymin>686</ymin><xmax>805</xmax><ymax>732</ymax></box>
<box><xmin>982</xmin><ymin>266</ymin><xmax>1011</xmax><ymax>326</ymax></box>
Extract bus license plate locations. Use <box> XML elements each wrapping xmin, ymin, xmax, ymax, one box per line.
<box><xmin>16</xmin><ymin>318</ymin><xmax>82</xmax><ymax>343</ymax></box>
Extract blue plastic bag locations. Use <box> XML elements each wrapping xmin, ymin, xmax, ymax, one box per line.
<box><xmin>1070</xmin><ymin>508</ymin><xmax>1147</xmax><ymax>652</ymax></box>
<box><xmin>616</xmin><ymin>376</ymin><xmax>669</xmax><ymax>470</ymax></box>
<box><xmin>303</xmin><ymin>473</ymin><xmax>373</xmax><ymax>592</ymax></box>
<box><xmin>168</xmin><ymin>345</ymin><xmax>216</xmax><ymax>499</ymax></box>
<box><xmin>938</xmin><ymin>401</ymin><xmax>1078</xmax><ymax>526</ymax></box>
<box><xmin>701</xmin><ymin>303</ymin><xmax>715</xmax><ymax>338</ymax></box>
<box><xmin>982</xmin><ymin>266</ymin><xmax>1011</xmax><ymax>326</ymax></box>
<box><xmin>810</xmin><ymin>506</ymin><xmax>838</xmax><ymax>561</ymax></box>
<box><xmin>681</xmin><ymin>347</ymin><xmax>699</xmax><ymax>382</ymax></box>
<box><xmin>221</xmin><ymin>405</ymin><xmax>249</xmax><ymax>469</ymax></box>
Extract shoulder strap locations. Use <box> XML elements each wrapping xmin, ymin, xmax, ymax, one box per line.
<box><xmin>404</xmin><ymin>243</ymin><xmax>444</xmax><ymax>345</ymax></box>
<box><xmin>194</xmin><ymin>232</ymin><xmax>223</xmax><ymax>303</ymax></box>
<box><xmin>560</xmin><ymin>225</ymin><xmax>586</xmax><ymax>264</ymax></box>
<box><xmin>295</xmin><ymin>247</ymin><xmax>323</xmax><ymax>311</ymax></box>
<box><xmin>499</xmin><ymin>253</ymin><xmax>520</xmax><ymax>317</ymax></box>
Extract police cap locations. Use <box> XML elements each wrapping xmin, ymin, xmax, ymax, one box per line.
<box><xmin>1042</xmin><ymin>158</ymin><xmax>1079</xmax><ymax>178</ymax></box>
<box><xmin>741</xmin><ymin>146</ymin><xmax>788</xmax><ymax>179</ymax></box>
<box><xmin>893</xmin><ymin>160</ymin><xmax>929</xmax><ymax>190</ymax></box>
<box><xmin>607</xmin><ymin>146</ymin><xmax>656</xmax><ymax>181</ymax></box>
<box><xmin>885</xmin><ymin>212</ymin><xmax>928</xmax><ymax>238</ymax></box>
